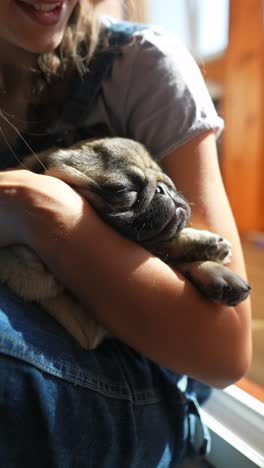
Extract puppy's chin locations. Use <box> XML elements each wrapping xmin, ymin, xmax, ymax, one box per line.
<box><xmin>129</xmin><ymin>203</ymin><xmax>191</xmax><ymax>243</ymax></box>
<box><xmin>101</xmin><ymin>193</ymin><xmax>191</xmax><ymax>244</ymax></box>
<box><xmin>79</xmin><ymin>181</ymin><xmax>191</xmax><ymax>243</ymax></box>
<box><xmin>128</xmin><ymin>186</ymin><xmax>191</xmax><ymax>242</ymax></box>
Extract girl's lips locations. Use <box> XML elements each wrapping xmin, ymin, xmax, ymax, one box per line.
<box><xmin>14</xmin><ymin>0</ymin><xmax>65</xmax><ymax>26</ymax></box>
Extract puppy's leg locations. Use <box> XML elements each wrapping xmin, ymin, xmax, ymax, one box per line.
<box><xmin>176</xmin><ymin>261</ymin><xmax>251</xmax><ymax>306</ymax></box>
<box><xmin>0</xmin><ymin>246</ymin><xmax>107</xmax><ymax>349</ymax></box>
<box><xmin>161</xmin><ymin>228</ymin><xmax>232</xmax><ymax>264</ymax></box>
<box><xmin>158</xmin><ymin>228</ymin><xmax>250</xmax><ymax>306</ymax></box>
<box><xmin>41</xmin><ymin>293</ymin><xmax>108</xmax><ymax>349</ymax></box>
<box><xmin>0</xmin><ymin>246</ymin><xmax>62</xmax><ymax>301</ymax></box>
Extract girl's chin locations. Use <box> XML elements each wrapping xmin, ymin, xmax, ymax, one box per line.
<box><xmin>21</xmin><ymin>34</ymin><xmax>64</xmax><ymax>54</ymax></box>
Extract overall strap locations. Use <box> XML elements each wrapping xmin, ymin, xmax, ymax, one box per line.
<box><xmin>51</xmin><ymin>20</ymin><xmax>148</xmax><ymax>147</ymax></box>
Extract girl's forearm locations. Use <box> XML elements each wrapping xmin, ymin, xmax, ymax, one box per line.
<box><xmin>30</xmin><ymin>198</ymin><xmax>251</xmax><ymax>389</ymax></box>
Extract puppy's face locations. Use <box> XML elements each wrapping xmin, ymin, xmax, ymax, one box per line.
<box><xmin>27</xmin><ymin>137</ymin><xmax>191</xmax><ymax>243</ymax></box>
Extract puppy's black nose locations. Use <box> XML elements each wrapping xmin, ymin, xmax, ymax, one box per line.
<box><xmin>155</xmin><ymin>182</ymin><xmax>191</xmax><ymax>228</ymax></box>
<box><xmin>156</xmin><ymin>183</ymin><xmax>188</xmax><ymax>209</ymax></box>
<box><xmin>155</xmin><ymin>182</ymin><xmax>175</xmax><ymax>198</ymax></box>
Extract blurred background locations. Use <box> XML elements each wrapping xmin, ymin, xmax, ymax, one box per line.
<box><xmin>98</xmin><ymin>0</ymin><xmax>264</xmax><ymax>401</ymax></box>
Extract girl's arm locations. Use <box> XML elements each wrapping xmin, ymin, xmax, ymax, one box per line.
<box><xmin>0</xmin><ymin>132</ymin><xmax>252</xmax><ymax>388</ymax></box>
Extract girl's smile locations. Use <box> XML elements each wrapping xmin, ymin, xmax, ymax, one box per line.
<box><xmin>14</xmin><ymin>1</ymin><xmax>65</xmax><ymax>27</ymax></box>
<box><xmin>0</xmin><ymin>0</ymin><xmax>78</xmax><ymax>55</ymax></box>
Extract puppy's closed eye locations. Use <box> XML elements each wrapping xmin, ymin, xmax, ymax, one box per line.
<box><xmin>91</xmin><ymin>183</ymin><xmax>138</xmax><ymax>211</ymax></box>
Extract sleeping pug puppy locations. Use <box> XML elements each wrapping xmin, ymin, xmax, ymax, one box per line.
<box><xmin>0</xmin><ymin>137</ymin><xmax>251</xmax><ymax>349</ymax></box>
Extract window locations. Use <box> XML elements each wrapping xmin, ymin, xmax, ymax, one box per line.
<box><xmin>149</xmin><ymin>0</ymin><xmax>229</xmax><ymax>60</ymax></box>
<box><xmin>201</xmin><ymin>386</ymin><xmax>264</xmax><ymax>467</ymax></box>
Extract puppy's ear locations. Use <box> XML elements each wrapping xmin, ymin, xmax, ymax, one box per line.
<box><xmin>44</xmin><ymin>164</ymin><xmax>99</xmax><ymax>191</ymax></box>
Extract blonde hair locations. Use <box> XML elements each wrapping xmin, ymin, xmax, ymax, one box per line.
<box><xmin>37</xmin><ymin>1</ymin><xmax>102</xmax><ymax>84</ymax></box>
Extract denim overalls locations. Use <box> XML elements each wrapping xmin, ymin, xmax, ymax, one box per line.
<box><xmin>0</xmin><ymin>21</ymin><xmax>211</xmax><ymax>467</ymax></box>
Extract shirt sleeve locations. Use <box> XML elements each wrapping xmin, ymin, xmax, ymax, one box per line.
<box><xmin>111</xmin><ymin>27</ymin><xmax>224</xmax><ymax>160</ymax></box>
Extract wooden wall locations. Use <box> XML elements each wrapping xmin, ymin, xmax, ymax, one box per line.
<box><xmin>221</xmin><ymin>0</ymin><xmax>264</xmax><ymax>233</ymax></box>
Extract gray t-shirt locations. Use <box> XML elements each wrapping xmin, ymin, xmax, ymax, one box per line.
<box><xmin>84</xmin><ymin>17</ymin><xmax>224</xmax><ymax>161</ymax></box>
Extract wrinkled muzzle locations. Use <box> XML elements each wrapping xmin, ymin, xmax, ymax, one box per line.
<box><xmin>102</xmin><ymin>177</ymin><xmax>191</xmax><ymax>243</ymax></box>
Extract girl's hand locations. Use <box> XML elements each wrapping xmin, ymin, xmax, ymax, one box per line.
<box><xmin>0</xmin><ymin>169</ymin><xmax>86</xmax><ymax>247</ymax></box>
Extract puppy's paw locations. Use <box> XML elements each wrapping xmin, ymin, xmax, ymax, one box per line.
<box><xmin>197</xmin><ymin>231</ymin><xmax>232</xmax><ymax>264</ymax></box>
<box><xmin>178</xmin><ymin>261</ymin><xmax>251</xmax><ymax>306</ymax></box>
<box><xmin>161</xmin><ymin>228</ymin><xmax>232</xmax><ymax>264</ymax></box>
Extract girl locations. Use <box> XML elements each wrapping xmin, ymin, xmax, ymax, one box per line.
<box><xmin>0</xmin><ymin>1</ymin><xmax>251</xmax><ymax>466</ymax></box>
